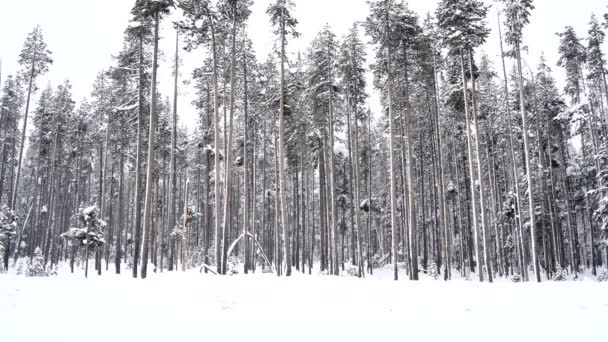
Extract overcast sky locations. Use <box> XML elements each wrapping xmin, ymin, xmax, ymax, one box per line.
<box><xmin>1</xmin><ymin>0</ymin><xmax>607</xmax><ymax>130</ymax></box>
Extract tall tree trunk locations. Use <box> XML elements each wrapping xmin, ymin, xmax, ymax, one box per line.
<box><xmin>498</xmin><ymin>16</ymin><xmax>527</xmax><ymax>279</ymax></box>
<box><xmin>432</xmin><ymin>53</ymin><xmax>450</xmax><ymax>280</ymax></box>
<box><xmin>115</xmin><ymin>148</ymin><xmax>124</xmax><ymax>274</ymax></box>
<box><xmin>348</xmin><ymin>74</ymin><xmax>364</xmax><ymax>278</ymax></box>
<box><xmin>515</xmin><ymin>42</ymin><xmax>541</xmax><ymax>282</ymax></box>
<box><xmin>278</xmin><ymin>7</ymin><xmax>291</xmax><ymax>276</ymax></box>
<box><xmin>221</xmin><ymin>1</ymin><xmax>238</xmax><ymax>275</ymax></box>
<box><xmin>243</xmin><ymin>45</ymin><xmax>251</xmax><ymax>274</ymax></box>
<box><xmin>133</xmin><ymin>32</ymin><xmax>145</xmax><ymax>278</ymax></box>
<box><xmin>181</xmin><ymin>180</ymin><xmax>189</xmax><ymax>271</ymax></box>
<box><xmin>460</xmin><ymin>50</ymin><xmax>483</xmax><ymax>282</ymax></box>
<box><xmin>140</xmin><ymin>12</ymin><xmax>160</xmax><ymax>279</ymax></box>
<box><xmin>468</xmin><ymin>49</ymin><xmax>493</xmax><ymax>283</ymax></box>
<box><xmin>169</xmin><ymin>27</ymin><xmax>179</xmax><ymax>272</ymax></box>
<box><xmin>385</xmin><ymin>6</ymin><xmax>398</xmax><ymax>281</ymax></box>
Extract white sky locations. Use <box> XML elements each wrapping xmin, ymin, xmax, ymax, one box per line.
<box><xmin>1</xmin><ymin>0</ymin><xmax>607</xmax><ymax>131</ymax></box>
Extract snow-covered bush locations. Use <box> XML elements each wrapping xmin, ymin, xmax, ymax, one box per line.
<box><xmin>597</xmin><ymin>268</ymin><xmax>608</xmax><ymax>282</ymax></box>
<box><xmin>371</xmin><ymin>253</ymin><xmax>383</xmax><ymax>268</ymax></box>
<box><xmin>552</xmin><ymin>264</ymin><xmax>567</xmax><ymax>281</ymax></box>
<box><xmin>27</xmin><ymin>247</ymin><xmax>48</xmax><ymax>277</ymax></box>
<box><xmin>169</xmin><ymin>226</ymin><xmax>184</xmax><ymax>240</ymax></box>
<box><xmin>227</xmin><ymin>256</ymin><xmax>239</xmax><ymax>275</ymax></box>
<box><xmin>188</xmin><ymin>246</ymin><xmax>207</xmax><ymax>269</ymax></box>
<box><xmin>342</xmin><ymin>265</ymin><xmax>359</xmax><ymax>277</ymax></box>
<box><xmin>0</xmin><ymin>205</ymin><xmax>18</xmax><ymax>270</ymax></box>
<box><xmin>15</xmin><ymin>258</ymin><xmax>28</xmax><ymax>275</ymax></box>
<box><xmin>427</xmin><ymin>260</ymin><xmax>439</xmax><ymax>280</ymax></box>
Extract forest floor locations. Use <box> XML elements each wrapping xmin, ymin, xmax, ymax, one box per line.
<box><xmin>1</xmin><ymin>263</ymin><xmax>607</xmax><ymax>342</ymax></box>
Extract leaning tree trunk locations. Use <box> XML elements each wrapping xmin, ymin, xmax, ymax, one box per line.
<box><xmin>11</xmin><ymin>51</ymin><xmax>37</xmax><ymax>210</ymax></box>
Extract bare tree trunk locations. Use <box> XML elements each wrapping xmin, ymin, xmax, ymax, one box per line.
<box><xmin>243</xmin><ymin>45</ymin><xmax>251</xmax><ymax>274</ymax></box>
<box><xmin>115</xmin><ymin>148</ymin><xmax>124</xmax><ymax>274</ymax></box>
<box><xmin>140</xmin><ymin>12</ymin><xmax>160</xmax><ymax>279</ymax></box>
<box><xmin>468</xmin><ymin>49</ymin><xmax>492</xmax><ymax>282</ymax></box>
<box><xmin>515</xmin><ymin>42</ymin><xmax>540</xmax><ymax>282</ymax></box>
<box><xmin>385</xmin><ymin>7</ymin><xmax>398</xmax><ymax>281</ymax></box>
<box><xmin>220</xmin><ymin>2</ymin><xmax>239</xmax><ymax>275</ymax></box>
<box><xmin>132</xmin><ymin>32</ymin><xmax>145</xmax><ymax>278</ymax></box>
<box><xmin>432</xmin><ymin>53</ymin><xmax>450</xmax><ymax>280</ymax></box>
<box><xmin>348</xmin><ymin>78</ymin><xmax>364</xmax><ymax>278</ymax></box>
<box><xmin>278</xmin><ymin>8</ymin><xmax>291</xmax><ymax>276</ymax></box>
<box><xmin>181</xmin><ymin>180</ymin><xmax>189</xmax><ymax>271</ymax></box>
<box><xmin>168</xmin><ymin>28</ymin><xmax>179</xmax><ymax>272</ymax></box>
<box><xmin>460</xmin><ymin>50</ymin><xmax>482</xmax><ymax>282</ymax></box>
<box><xmin>497</xmin><ymin>16</ymin><xmax>526</xmax><ymax>279</ymax></box>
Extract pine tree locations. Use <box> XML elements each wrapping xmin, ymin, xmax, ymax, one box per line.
<box><xmin>557</xmin><ymin>26</ymin><xmax>587</xmax><ymax>104</ymax></box>
<box><xmin>365</xmin><ymin>0</ymin><xmax>401</xmax><ymax>280</ymax></box>
<box><xmin>338</xmin><ymin>23</ymin><xmax>367</xmax><ymax>277</ymax></box>
<box><xmin>586</xmin><ymin>14</ymin><xmax>608</xmax><ymax>124</ymax></box>
<box><xmin>0</xmin><ymin>205</ymin><xmax>18</xmax><ymax>270</ymax></box>
<box><xmin>179</xmin><ymin>0</ymin><xmax>223</xmax><ymax>274</ymax></box>
<box><xmin>306</xmin><ymin>24</ymin><xmax>340</xmax><ymax>275</ymax></box>
<box><xmin>136</xmin><ymin>0</ymin><xmax>174</xmax><ymax>279</ymax></box>
<box><xmin>60</xmin><ymin>206</ymin><xmax>106</xmax><ymax>277</ymax></box>
<box><xmin>534</xmin><ymin>57</ymin><xmax>573</xmax><ymax>276</ymax></box>
<box><xmin>268</xmin><ymin>0</ymin><xmax>299</xmax><ymax>277</ymax></box>
<box><xmin>124</xmin><ymin>0</ymin><xmax>154</xmax><ymax>278</ymax></box>
<box><xmin>12</xmin><ymin>25</ymin><xmax>53</xmax><ymax>211</ymax></box>
<box><xmin>438</xmin><ymin>0</ymin><xmax>492</xmax><ymax>282</ymax></box>
<box><xmin>218</xmin><ymin>0</ymin><xmax>252</xmax><ymax>275</ymax></box>
<box><xmin>558</xmin><ymin>24</ymin><xmax>603</xmax><ymax>279</ymax></box>
<box><xmin>0</xmin><ymin>76</ymin><xmax>23</xmax><ymax>207</ymax></box>
<box><xmin>27</xmin><ymin>247</ymin><xmax>47</xmax><ymax>277</ymax></box>
<box><xmin>500</xmin><ymin>0</ymin><xmax>541</xmax><ymax>282</ymax></box>
<box><xmin>497</xmin><ymin>10</ymin><xmax>528</xmax><ymax>281</ymax></box>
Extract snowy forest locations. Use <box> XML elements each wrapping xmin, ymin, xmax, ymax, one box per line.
<box><xmin>2</xmin><ymin>0</ymin><xmax>608</xmax><ymax>288</ymax></box>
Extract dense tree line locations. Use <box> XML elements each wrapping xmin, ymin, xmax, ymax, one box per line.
<box><xmin>1</xmin><ymin>0</ymin><xmax>608</xmax><ymax>282</ymax></box>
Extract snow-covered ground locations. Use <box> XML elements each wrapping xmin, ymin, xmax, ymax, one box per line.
<box><xmin>1</xmin><ymin>265</ymin><xmax>607</xmax><ymax>342</ymax></box>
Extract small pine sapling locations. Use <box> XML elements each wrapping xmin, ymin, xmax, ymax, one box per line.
<box><xmin>427</xmin><ymin>260</ymin><xmax>439</xmax><ymax>280</ymax></box>
<box><xmin>227</xmin><ymin>256</ymin><xmax>239</xmax><ymax>275</ymax></box>
<box><xmin>552</xmin><ymin>264</ymin><xmax>567</xmax><ymax>281</ymax></box>
<box><xmin>0</xmin><ymin>205</ymin><xmax>18</xmax><ymax>270</ymax></box>
<box><xmin>15</xmin><ymin>258</ymin><xmax>28</xmax><ymax>275</ymax></box>
<box><xmin>27</xmin><ymin>247</ymin><xmax>48</xmax><ymax>277</ymax></box>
